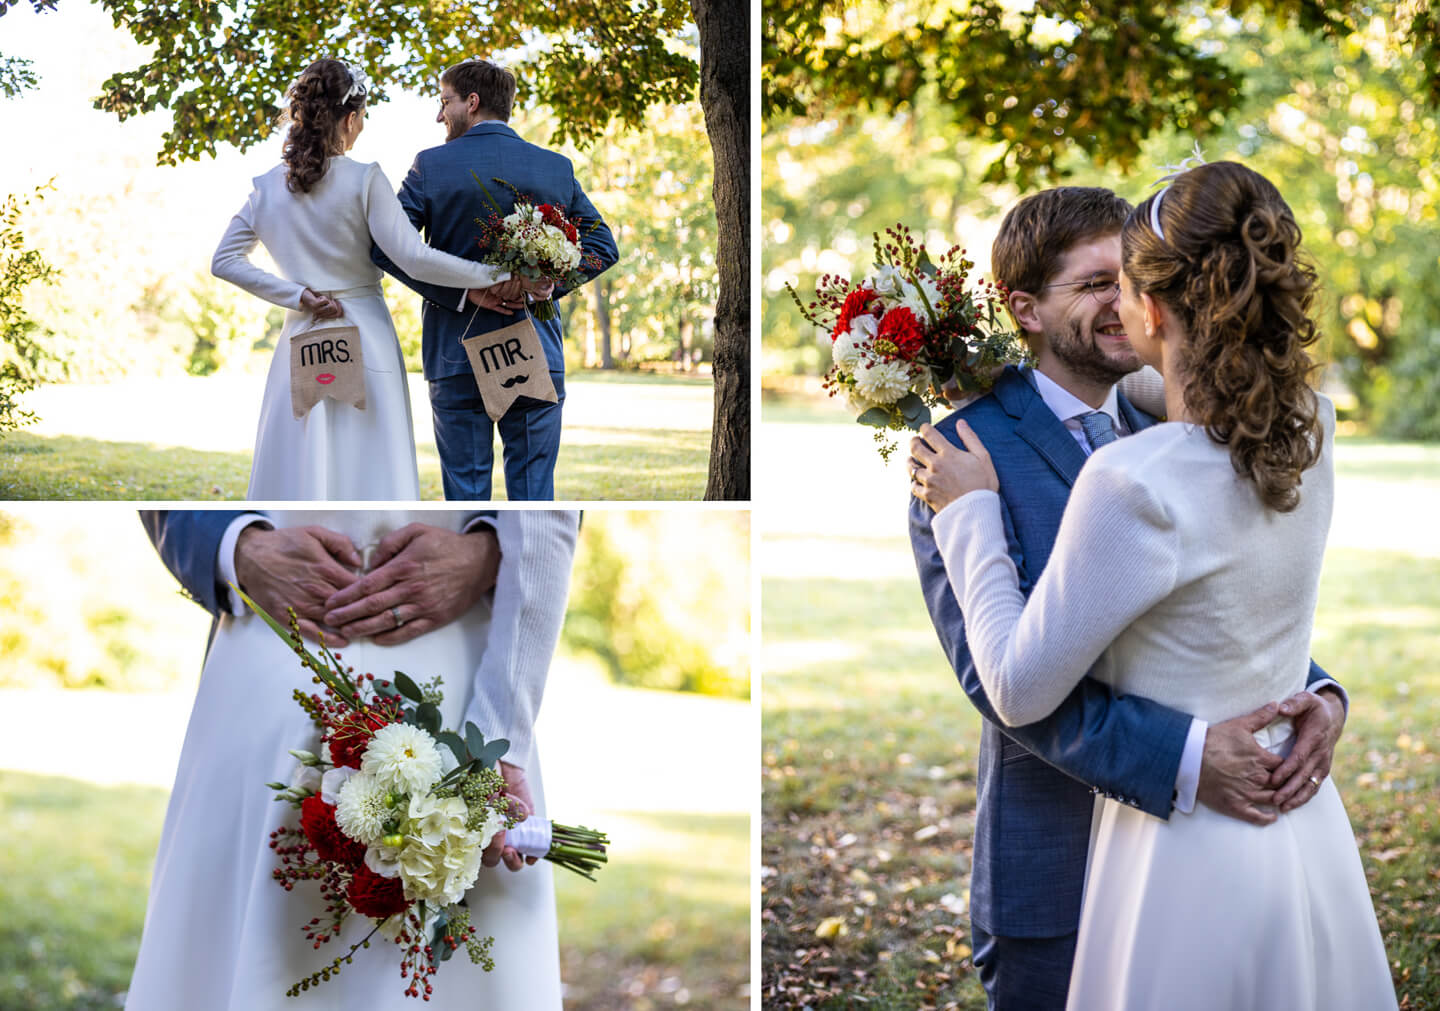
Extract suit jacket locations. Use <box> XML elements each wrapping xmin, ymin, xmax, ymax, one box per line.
<box><xmin>908</xmin><ymin>366</ymin><xmax>1334</xmax><ymax>939</ymax></box>
<box><xmin>139</xmin><ymin>510</ymin><xmax>579</xmax><ymax>768</ymax></box>
<box><xmin>371</xmin><ymin>121</ymin><xmax>619</xmax><ymax>382</ymax></box>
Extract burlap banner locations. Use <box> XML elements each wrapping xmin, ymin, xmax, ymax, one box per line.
<box><xmin>461</xmin><ymin>314</ymin><xmax>558</xmax><ymax>421</ymax></box>
<box><xmin>290</xmin><ymin>324</ymin><xmax>366</xmax><ymax>420</ymax></box>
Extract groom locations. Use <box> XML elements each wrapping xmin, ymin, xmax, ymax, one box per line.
<box><xmin>140</xmin><ymin>509</ymin><xmax>579</xmax><ymax>869</ymax></box>
<box><xmin>372</xmin><ymin>58</ymin><xmax>619</xmax><ymax>501</ymax></box>
<box><xmin>908</xmin><ymin>187</ymin><xmax>1350</xmax><ymax>1008</ymax></box>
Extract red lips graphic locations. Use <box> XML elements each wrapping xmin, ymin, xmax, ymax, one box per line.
<box><xmin>316</xmin><ymin>374</ymin><xmax>336</xmax><ymax>385</ymax></box>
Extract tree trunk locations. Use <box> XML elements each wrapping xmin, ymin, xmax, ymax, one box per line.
<box><xmin>592</xmin><ymin>277</ymin><xmax>615</xmax><ymax>369</ymax></box>
<box><xmin>693</xmin><ymin>0</ymin><xmax>749</xmax><ymax>500</ymax></box>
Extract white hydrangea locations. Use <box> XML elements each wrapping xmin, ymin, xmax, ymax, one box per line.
<box><xmin>853</xmin><ymin>358</ymin><xmax>920</xmax><ymax>405</ymax></box>
<box><xmin>398</xmin><ymin>828</ymin><xmax>488</xmax><ymax>906</ymax></box>
<box><xmin>407</xmin><ymin>792</ymin><xmax>471</xmax><ymax>848</ymax></box>
<box><xmin>361</xmin><ymin>724</ymin><xmax>444</xmax><ymax>795</ymax></box>
<box><xmin>335</xmin><ymin>771</ymin><xmax>392</xmax><ymax>846</ymax></box>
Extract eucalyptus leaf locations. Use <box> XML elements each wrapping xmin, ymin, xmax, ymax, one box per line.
<box><xmin>373</xmin><ymin>680</ymin><xmax>398</xmax><ymax>698</ymax></box>
<box><xmin>436</xmin><ymin>731</ymin><xmax>470</xmax><ymax>767</ymax></box>
<box><xmin>856</xmin><ymin>406</ymin><xmax>893</xmax><ymax>428</ymax></box>
<box><xmin>392</xmin><ymin>671</ymin><xmax>424</xmax><ymax>704</ymax></box>
<box><xmin>465</xmin><ymin>722</ymin><xmax>485</xmax><ymax>757</ymax></box>
<box><xmin>415</xmin><ymin>701</ymin><xmax>442</xmax><ymax>737</ymax></box>
<box><xmin>479</xmin><ymin>739</ymin><xmax>510</xmax><ymax>768</ymax></box>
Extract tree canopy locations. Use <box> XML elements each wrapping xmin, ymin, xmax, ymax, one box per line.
<box><xmin>763</xmin><ymin>1</ymin><xmax>1435</xmax><ymax>187</ymax></box>
<box><xmin>70</xmin><ymin>0</ymin><xmax>697</xmax><ymax>164</ymax></box>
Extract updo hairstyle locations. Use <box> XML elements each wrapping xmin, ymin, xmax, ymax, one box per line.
<box><xmin>1122</xmin><ymin>161</ymin><xmax>1323</xmax><ymax>512</ymax></box>
<box><xmin>282</xmin><ymin>59</ymin><xmax>366</xmax><ymax>194</ymax></box>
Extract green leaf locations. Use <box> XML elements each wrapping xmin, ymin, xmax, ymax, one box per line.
<box><xmin>856</xmin><ymin>406</ymin><xmax>894</xmax><ymax>428</ymax></box>
<box><xmin>392</xmin><ymin>671</ymin><xmax>424</xmax><ymax>704</ymax></box>
<box><xmin>373</xmin><ymin>680</ymin><xmax>398</xmax><ymax>698</ymax></box>
<box><xmin>415</xmin><ymin>702</ymin><xmax>442</xmax><ymax>737</ymax></box>
<box><xmin>897</xmin><ymin>392</ymin><xmax>931</xmax><ymax>430</ymax></box>
<box><xmin>465</xmin><ymin>722</ymin><xmax>486</xmax><ymax>758</ymax></box>
<box><xmin>478</xmin><ymin>738</ymin><xmax>510</xmax><ymax>768</ymax></box>
<box><xmin>435</xmin><ymin>731</ymin><xmax>470</xmax><ymax>767</ymax></box>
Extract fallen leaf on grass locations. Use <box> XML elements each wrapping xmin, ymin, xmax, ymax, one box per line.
<box><xmin>815</xmin><ymin>917</ymin><xmax>847</xmax><ymax>939</ymax></box>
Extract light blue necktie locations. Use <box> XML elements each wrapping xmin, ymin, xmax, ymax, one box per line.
<box><xmin>1080</xmin><ymin>411</ymin><xmax>1118</xmax><ymax>451</ymax></box>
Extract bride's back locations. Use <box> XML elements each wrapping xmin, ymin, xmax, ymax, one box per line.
<box><xmin>1092</xmin><ymin>399</ymin><xmax>1335</xmax><ymax>724</ymax></box>
<box><xmin>246</xmin><ymin>156</ymin><xmax>386</xmax><ymax>292</ymax></box>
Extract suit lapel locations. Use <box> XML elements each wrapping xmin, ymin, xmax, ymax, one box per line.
<box><xmin>998</xmin><ymin>367</ymin><xmax>1089</xmax><ymax>488</ymax></box>
<box><xmin>1117</xmin><ymin>388</ymin><xmax>1160</xmax><ymax>433</ymax></box>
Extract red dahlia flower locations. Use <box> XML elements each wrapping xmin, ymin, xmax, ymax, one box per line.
<box><xmin>327</xmin><ymin>710</ymin><xmax>391</xmax><ymax>769</ymax></box>
<box><xmin>347</xmin><ymin>861</ymin><xmax>410</xmax><ymax>919</ymax></box>
<box><xmin>832</xmin><ymin>287</ymin><xmax>881</xmax><ymax>341</ymax></box>
<box><xmin>299</xmin><ymin>795</ymin><xmax>366</xmax><ymax>865</ymax></box>
<box><xmin>875</xmin><ymin>306</ymin><xmax>926</xmax><ymax>359</ymax></box>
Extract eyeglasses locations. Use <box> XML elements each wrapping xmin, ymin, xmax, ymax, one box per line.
<box><xmin>1041</xmin><ymin>272</ymin><xmax>1122</xmax><ymax>306</ymax></box>
<box><xmin>438</xmin><ymin>95</ymin><xmax>456</xmax><ymax>111</ymax></box>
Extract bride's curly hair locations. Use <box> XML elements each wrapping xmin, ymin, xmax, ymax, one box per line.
<box><xmin>281</xmin><ymin>59</ymin><xmax>366</xmax><ymax>194</ymax></box>
<box><xmin>1122</xmin><ymin>161</ymin><xmax>1323</xmax><ymax>512</ymax></box>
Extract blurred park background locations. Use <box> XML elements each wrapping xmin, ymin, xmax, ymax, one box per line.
<box><xmin>762</xmin><ymin>2</ymin><xmax>1440</xmax><ymax>1007</ymax></box>
<box><xmin>0</xmin><ymin>1</ymin><xmax>724</xmax><ymax>500</ymax></box>
<box><xmin>0</xmin><ymin>508</ymin><xmax>750</xmax><ymax>1010</ymax></box>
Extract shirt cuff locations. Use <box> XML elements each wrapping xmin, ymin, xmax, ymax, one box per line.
<box><xmin>1172</xmin><ymin>717</ymin><xmax>1208</xmax><ymax>814</ymax></box>
<box><xmin>218</xmin><ymin>513</ymin><xmax>274</xmax><ymax>615</ymax></box>
<box><xmin>1307</xmin><ymin>679</ymin><xmax>1347</xmax><ymax>716</ymax></box>
<box><xmin>462</xmin><ymin>512</ymin><xmax>498</xmax><ymax>535</ymax></box>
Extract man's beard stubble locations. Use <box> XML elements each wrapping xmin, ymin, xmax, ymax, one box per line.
<box><xmin>1048</xmin><ymin>316</ymin><xmax>1139</xmax><ymax>388</ymax></box>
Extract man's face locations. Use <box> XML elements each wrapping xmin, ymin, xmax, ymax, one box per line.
<box><xmin>1032</xmin><ymin>234</ymin><xmax>1140</xmax><ymax>387</ymax></box>
<box><xmin>437</xmin><ymin>86</ymin><xmax>471</xmax><ymax>141</ymax></box>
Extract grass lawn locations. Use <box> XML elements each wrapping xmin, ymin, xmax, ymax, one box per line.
<box><xmin>2</xmin><ymin>372</ymin><xmax>713</xmax><ymax>501</ymax></box>
<box><xmin>760</xmin><ymin>407</ymin><xmax>1440</xmax><ymax>1009</ymax></box>
<box><xmin>0</xmin><ymin>773</ymin><xmax>748</xmax><ymax>1010</ymax></box>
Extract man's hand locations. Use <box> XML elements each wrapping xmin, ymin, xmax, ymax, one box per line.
<box><xmin>1270</xmin><ymin>688</ymin><xmax>1346</xmax><ymax>812</ymax></box>
<box><xmin>234</xmin><ymin>525</ymin><xmax>362</xmax><ymax>646</ymax></box>
<box><xmin>482</xmin><ymin>761</ymin><xmax>540</xmax><ymax>872</ymax></box>
<box><xmin>1196</xmin><ymin>701</ymin><xmax>1285</xmax><ymax>825</ymax></box>
<box><xmin>466</xmin><ymin>277</ymin><xmax>526</xmax><ymax>315</ymax></box>
<box><xmin>520</xmin><ymin>277</ymin><xmax>555</xmax><ymax>301</ymax></box>
<box><xmin>322</xmin><ymin>523</ymin><xmax>500</xmax><ymax>646</ymax></box>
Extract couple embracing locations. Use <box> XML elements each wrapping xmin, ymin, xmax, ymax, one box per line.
<box><xmin>213</xmin><ymin>57</ymin><xmax>618</xmax><ymax>501</ymax></box>
<box><xmin>908</xmin><ymin>165</ymin><xmax>1397</xmax><ymax>1008</ymax></box>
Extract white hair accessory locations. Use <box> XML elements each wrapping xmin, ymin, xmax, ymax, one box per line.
<box><xmin>1148</xmin><ymin>141</ymin><xmax>1208</xmax><ymax>242</ymax></box>
<box><xmin>337</xmin><ymin>60</ymin><xmax>370</xmax><ymax>105</ymax></box>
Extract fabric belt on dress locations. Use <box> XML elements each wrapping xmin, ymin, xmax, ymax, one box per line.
<box><xmin>320</xmin><ymin>282</ymin><xmax>384</xmax><ymax>300</ymax></box>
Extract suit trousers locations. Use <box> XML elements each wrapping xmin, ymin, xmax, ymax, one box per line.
<box><xmin>970</xmin><ymin>922</ymin><xmax>1077</xmax><ymax>1011</ymax></box>
<box><xmin>428</xmin><ymin>369</ymin><xmax>566</xmax><ymax>500</ymax></box>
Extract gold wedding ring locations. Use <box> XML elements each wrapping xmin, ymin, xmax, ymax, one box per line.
<box><xmin>1308</xmin><ymin>775</ymin><xmax>1321</xmax><ymax>787</ymax></box>
<box><xmin>390</xmin><ymin>606</ymin><xmax>404</xmax><ymax>629</ymax></box>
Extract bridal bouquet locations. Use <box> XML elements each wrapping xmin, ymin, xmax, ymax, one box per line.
<box><xmin>788</xmin><ymin>224</ymin><xmax>1030</xmax><ymax>459</ymax></box>
<box><xmin>239</xmin><ymin>589</ymin><xmax>608</xmax><ymax>1000</ymax></box>
<box><xmin>471</xmin><ymin>173</ymin><xmax>603</xmax><ymax>321</ymax></box>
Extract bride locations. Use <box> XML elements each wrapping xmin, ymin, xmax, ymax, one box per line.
<box><xmin>911</xmin><ymin>162</ymin><xmax>1396</xmax><ymax>1008</ymax></box>
<box><xmin>211</xmin><ymin>59</ymin><xmax>536</xmax><ymax>500</ymax></box>
<box><xmin>126</xmin><ymin>510</ymin><xmax>578</xmax><ymax>1009</ymax></box>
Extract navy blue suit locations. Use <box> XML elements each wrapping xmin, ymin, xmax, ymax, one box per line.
<box><xmin>909</xmin><ymin>367</ymin><xmax>1334</xmax><ymax>1006</ymax></box>
<box><xmin>372</xmin><ymin>121</ymin><xmax>618</xmax><ymax>500</ymax></box>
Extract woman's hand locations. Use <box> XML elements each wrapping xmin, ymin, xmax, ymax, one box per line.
<box><xmin>909</xmin><ymin>420</ymin><xmax>999</xmax><ymax>512</ymax></box>
<box><xmin>300</xmin><ymin>288</ymin><xmax>344</xmax><ymax>320</ymax></box>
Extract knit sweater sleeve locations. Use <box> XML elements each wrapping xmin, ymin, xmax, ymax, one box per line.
<box><xmin>459</xmin><ymin>510</ymin><xmax>580</xmax><ymax>771</ymax></box>
<box><xmin>931</xmin><ymin>458</ymin><xmax>1180</xmax><ymax>726</ymax></box>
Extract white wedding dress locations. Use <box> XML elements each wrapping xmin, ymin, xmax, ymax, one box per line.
<box><xmin>213</xmin><ymin>158</ymin><xmax>506</xmax><ymax>500</ymax></box>
<box><xmin>933</xmin><ymin>398</ymin><xmax>1397</xmax><ymax>1010</ymax></box>
<box><xmin>125</xmin><ymin>511</ymin><xmax>562</xmax><ymax>1010</ymax></box>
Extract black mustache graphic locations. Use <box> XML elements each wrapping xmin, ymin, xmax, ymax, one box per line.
<box><xmin>500</xmin><ymin>375</ymin><xmax>529</xmax><ymax>389</ymax></box>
